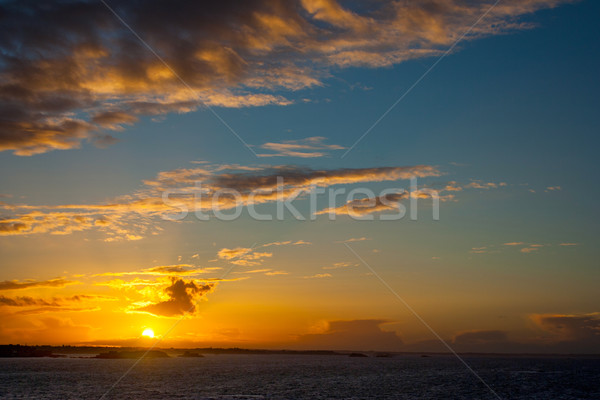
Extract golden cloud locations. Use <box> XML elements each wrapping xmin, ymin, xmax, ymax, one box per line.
<box><xmin>0</xmin><ymin>0</ymin><xmax>573</xmax><ymax>155</ymax></box>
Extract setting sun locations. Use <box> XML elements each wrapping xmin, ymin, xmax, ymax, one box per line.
<box><xmin>142</xmin><ymin>328</ymin><xmax>155</xmax><ymax>338</ymax></box>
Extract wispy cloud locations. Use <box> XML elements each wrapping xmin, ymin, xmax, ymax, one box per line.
<box><xmin>256</xmin><ymin>137</ymin><xmax>344</xmax><ymax>158</ymax></box>
<box><xmin>93</xmin><ymin>265</ymin><xmax>218</xmax><ymax>277</ymax></box>
<box><xmin>545</xmin><ymin>186</ymin><xmax>562</xmax><ymax>192</ymax></box>
<box><xmin>218</xmin><ymin>247</ymin><xmax>273</xmax><ymax>267</ymax></box>
<box><xmin>336</xmin><ymin>237</ymin><xmax>370</xmax><ymax>243</ymax></box>
<box><xmin>0</xmin><ymin>164</ymin><xmax>438</xmax><ymax>240</ymax></box>
<box><xmin>465</xmin><ymin>181</ymin><xmax>507</xmax><ymax>189</ymax></box>
<box><xmin>318</xmin><ymin>179</ymin><xmax>511</xmax><ymax>217</ymax></box>
<box><xmin>0</xmin><ymin>278</ymin><xmax>79</xmax><ymax>291</ymax></box>
<box><xmin>262</xmin><ymin>240</ymin><xmax>311</xmax><ymax>247</ymax></box>
<box><xmin>520</xmin><ymin>247</ymin><xmax>540</xmax><ymax>253</ymax></box>
<box><xmin>304</xmin><ymin>273</ymin><xmax>332</xmax><ymax>279</ymax></box>
<box><xmin>265</xmin><ymin>270</ymin><xmax>289</xmax><ymax>276</ymax></box>
<box><xmin>317</xmin><ymin>192</ymin><xmax>409</xmax><ymax>217</ymax></box>
<box><xmin>472</xmin><ymin>241</ymin><xmax>580</xmax><ymax>255</ymax></box>
<box><xmin>0</xmin><ymin>294</ymin><xmax>114</xmax><ymax>307</ymax></box>
<box><xmin>322</xmin><ymin>262</ymin><xmax>357</xmax><ymax>270</ymax></box>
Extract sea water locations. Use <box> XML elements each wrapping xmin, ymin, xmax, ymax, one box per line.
<box><xmin>0</xmin><ymin>354</ymin><xmax>598</xmax><ymax>399</ymax></box>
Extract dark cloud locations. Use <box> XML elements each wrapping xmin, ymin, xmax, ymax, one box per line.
<box><xmin>0</xmin><ymin>0</ymin><xmax>572</xmax><ymax>155</ymax></box>
<box><xmin>0</xmin><ymin>222</ymin><xmax>28</xmax><ymax>234</ymax></box>
<box><xmin>0</xmin><ymin>294</ymin><xmax>114</xmax><ymax>307</ymax></box>
<box><xmin>14</xmin><ymin>306</ymin><xmax>100</xmax><ymax>315</ymax></box>
<box><xmin>0</xmin><ymin>293</ymin><xmax>114</xmax><ymax>316</ymax></box>
<box><xmin>295</xmin><ymin>319</ymin><xmax>403</xmax><ymax>351</ymax></box>
<box><xmin>0</xmin><ymin>278</ymin><xmax>79</xmax><ymax>291</ymax></box>
<box><xmin>210</xmin><ymin>165</ymin><xmax>438</xmax><ymax>192</ymax></box>
<box><xmin>135</xmin><ymin>278</ymin><xmax>213</xmax><ymax>317</ymax></box>
<box><xmin>0</xmin><ymin>296</ymin><xmax>57</xmax><ymax>307</ymax></box>
<box><xmin>532</xmin><ymin>313</ymin><xmax>600</xmax><ymax>343</ymax></box>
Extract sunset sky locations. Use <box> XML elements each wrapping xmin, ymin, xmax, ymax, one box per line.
<box><xmin>0</xmin><ymin>0</ymin><xmax>598</xmax><ymax>353</ymax></box>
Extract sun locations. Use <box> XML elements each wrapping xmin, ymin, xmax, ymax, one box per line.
<box><xmin>142</xmin><ymin>328</ymin><xmax>155</xmax><ymax>338</ymax></box>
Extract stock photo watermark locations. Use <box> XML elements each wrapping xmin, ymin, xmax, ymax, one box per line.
<box><xmin>161</xmin><ymin>177</ymin><xmax>440</xmax><ymax>221</ymax></box>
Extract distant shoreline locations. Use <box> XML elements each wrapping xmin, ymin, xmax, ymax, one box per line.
<box><xmin>1</xmin><ymin>344</ymin><xmax>599</xmax><ymax>359</ymax></box>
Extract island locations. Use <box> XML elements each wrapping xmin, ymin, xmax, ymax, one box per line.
<box><xmin>0</xmin><ymin>345</ymin><xmax>65</xmax><ymax>358</ymax></box>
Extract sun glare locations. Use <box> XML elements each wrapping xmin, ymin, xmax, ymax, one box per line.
<box><xmin>142</xmin><ymin>328</ymin><xmax>155</xmax><ymax>338</ymax></box>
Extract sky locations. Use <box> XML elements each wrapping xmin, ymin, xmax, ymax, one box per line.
<box><xmin>0</xmin><ymin>0</ymin><xmax>599</xmax><ymax>353</ymax></box>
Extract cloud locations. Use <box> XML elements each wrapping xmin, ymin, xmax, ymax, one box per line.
<box><xmin>133</xmin><ymin>278</ymin><xmax>213</xmax><ymax>317</ymax></box>
<box><xmin>294</xmin><ymin>320</ymin><xmax>403</xmax><ymax>351</ymax></box>
<box><xmin>90</xmin><ymin>111</ymin><xmax>138</xmax><ymax>130</ymax></box>
<box><xmin>0</xmin><ymin>294</ymin><xmax>113</xmax><ymax>307</ymax></box>
<box><xmin>257</xmin><ymin>136</ymin><xmax>344</xmax><ymax>158</ymax></box>
<box><xmin>0</xmin><ymin>164</ymin><xmax>438</xmax><ymax>240</ymax></box>
<box><xmin>208</xmin><ymin>165</ymin><xmax>439</xmax><ymax>193</ymax></box>
<box><xmin>0</xmin><ymin>0</ymin><xmax>573</xmax><ymax>155</ymax></box>
<box><xmin>470</xmin><ymin>246</ymin><xmax>488</xmax><ymax>254</ymax></box>
<box><xmin>529</xmin><ymin>313</ymin><xmax>600</xmax><ymax>352</ymax></box>
<box><xmin>316</xmin><ymin>191</ymin><xmax>409</xmax><ymax>216</ymax></box>
<box><xmin>559</xmin><ymin>243</ymin><xmax>579</xmax><ymax>246</ymax></box>
<box><xmin>217</xmin><ymin>247</ymin><xmax>253</xmax><ymax>260</ymax></box>
<box><xmin>531</xmin><ymin>313</ymin><xmax>600</xmax><ymax>342</ymax></box>
<box><xmin>217</xmin><ymin>247</ymin><xmax>273</xmax><ymax>267</ymax></box>
<box><xmin>262</xmin><ymin>240</ymin><xmax>311</xmax><ymax>247</ymax></box>
<box><xmin>443</xmin><ymin>181</ymin><xmax>463</xmax><ymax>192</ymax></box>
<box><xmin>0</xmin><ymin>278</ymin><xmax>79</xmax><ymax>291</ymax></box>
<box><xmin>94</xmin><ymin>264</ymin><xmax>213</xmax><ymax>277</ymax></box>
<box><xmin>0</xmin><ymin>293</ymin><xmax>115</xmax><ymax>316</ymax></box>
<box><xmin>14</xmin><ymin>306</ymin><xmax>100</xmax><ymax>316</ymax></box>
<box><xmin>336</xmin><ymin>237</ymin><xmax>370</xmax><ymax>243</ymax></box>
<box><xmin>241</xmin><ymin>269</ymin><xmax>272</xmax><ymax>274</ymax></box>
<box><xmin>317</xmin><ymin>180</ymin><xmax>495</xmax><ymax>217</ymax></box>
<box><xmin>465</xmin><ymin>181</ymin><xmax>507</xmax><ymax>189</ymax></box>
<box><xmin>504</xmin><ymin>242</ymin><xmax>525</xmax><ymax>246</ymax></box>
<box><xmin>323</xmin><ymin>262</ymin><xmax>357</xmax><ymax>270</ymax></box>
<box><xmin>0</xmin><ymin>296</ymin><xmax>58</xmax><ymax>307</ymax></box>
<box><xmin>545</xmin><ymin>186</ymin><xmax>562</xmax><ymax>191</ymax></box>
<box><xmin>304</xmin><ymin>273</ymin><xmax>332</xmax><ymax>279</ymax></box>
<box><xmin>520</xmin><ymin>247</ymin><xmax>540</xmax><ymax>253</ymax></box>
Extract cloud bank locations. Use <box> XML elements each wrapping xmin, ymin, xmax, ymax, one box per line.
<box><xmin>0</xmin><ymin>164</ymin><xmax>438</xmax><ymax>240</ymax></box>
<box><xmin>0</xmin><ymin>0</ymin><xmax>573</xmax><ymax>155</ymax></box>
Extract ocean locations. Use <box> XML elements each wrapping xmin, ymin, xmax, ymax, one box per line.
<box><xmin>0</xmin><ymin>354</ymin><xmax>598</xmax><ymax>399</ymax></box>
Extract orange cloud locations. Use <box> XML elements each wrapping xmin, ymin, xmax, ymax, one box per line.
<box><xmin>218</xmin><ymin>247</ymin><xmax>273</xmax><ymax>267</ymax></box>
<box><xmin>0</xmin><ymin>0</ymin><xmax>573</xmax><ymax>155</ymax></box>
